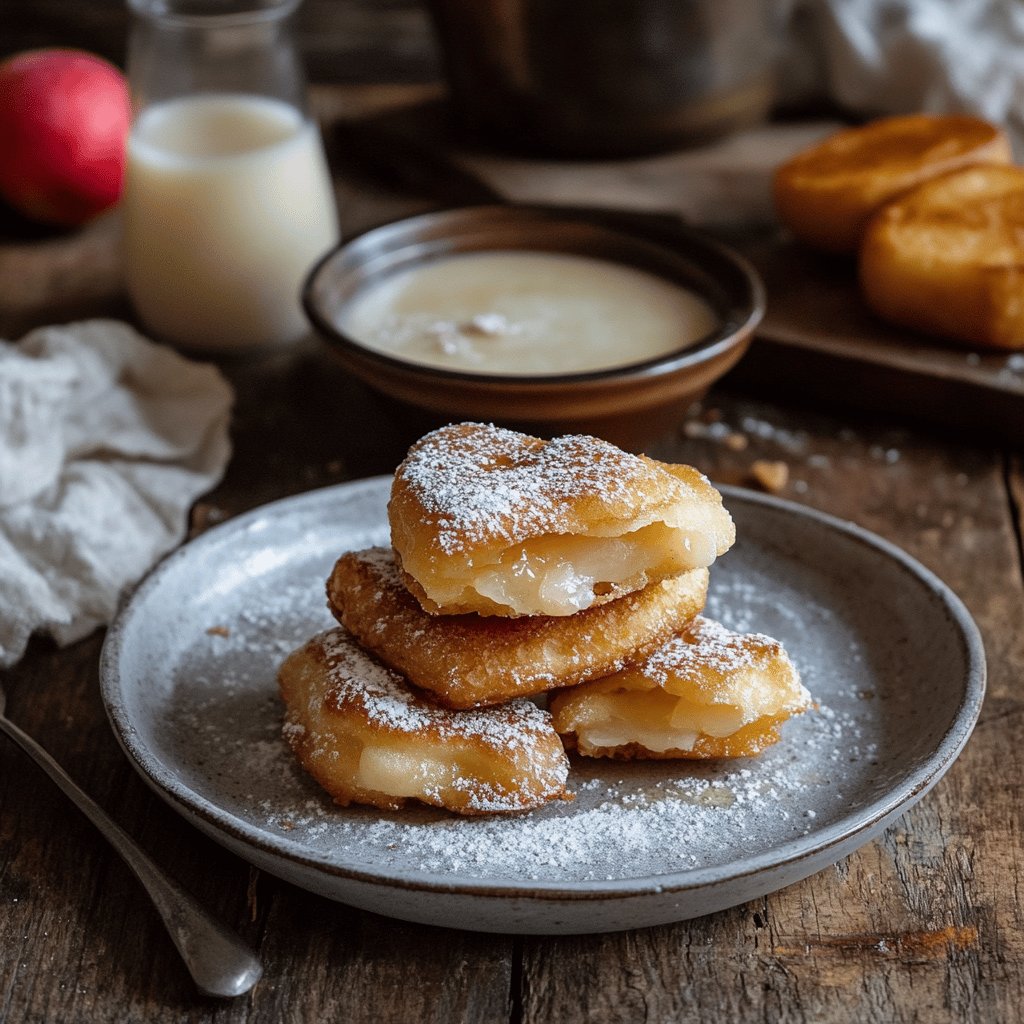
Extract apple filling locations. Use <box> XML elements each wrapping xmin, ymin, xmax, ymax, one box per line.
<box><xmin>356</xmin><ymin>742</ymin><xmax>500</xmax><ymax>800</ymax></box>
<box><xmin>279</xmin><ymin>626</ymin><xmax>571</xmax><ymax>814</ymax></box>
<box><xmin>550</xmin><ymin>617</ymin><xmax>812</xmax><ymax>759</ymax></box>
<box><xmin>296</xmin><ymin>709</ymin><xmax>568</xmax><ymax>814</ymax></box>
<box><xmin>559</xmin><ymin>689</ymin><xmax>752</xmax><ymax>754</ymax></box>
<box><xmin>432</xmin><ymin>522</ymin><xmax>716</xmax><ymax>617</ymax></box>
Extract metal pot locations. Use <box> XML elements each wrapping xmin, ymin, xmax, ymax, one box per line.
<box><xmin>426</xmin><ymin>0</ymin><xmax>783</xmax><ymax>157</ymax></box>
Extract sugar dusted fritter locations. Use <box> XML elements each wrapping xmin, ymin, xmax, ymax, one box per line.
<box><xmin>278</xmin><ymin>627</ymin><xmax>570</xmax><ymax>815</ymax></box>
<box><xmin>388</xmin><ymin>422</ymin><xmax>734</xmax><ymax>618</ymax></box>
<box><xmin>773</xmin><ymin>113</ymin><xmax>1011</xmax><ymax>254</ymax></box>
<box><xmin>551</xmin><ymin>616</ymin><xmax>811</xmax><ymax>759</ymax></box>
<box><xmin>327</xmin><ymin>546</ymin><xmax>709</xmax><ymax>710</ymax></box>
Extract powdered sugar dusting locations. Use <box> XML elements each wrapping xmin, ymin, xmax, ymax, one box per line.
<box><xmin>637</xmin><ymin>615</ymin><xmax>811</xmax><ymax>712</ymax></box>
<box><xmin>308</xmin><ymin>626</ymin><xmax>557</xmax><ymax>751</ymax></box>
<box><xmin>394</xmin><ymin>422</ymin><xmax>704</xmax><ymax>554</ymax></box>
<box><xmin>160</xmin><ymin>564</ymin><xmax>890</xmax><ymax>880</ymax></box>
<box><xmin>234</xmin><ymin>695</ymin><xmax>873</xmax><ymax>880</ymax></box>
<box><xmin>644</xmin><ymin>616</ymin><xmax>772</xmax><ymax>683</ymax></box>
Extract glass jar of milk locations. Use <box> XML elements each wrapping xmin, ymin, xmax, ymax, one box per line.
<box><xmin>124</xmin><ymin>0</ymin><xmax>339</xmax><ymax>352</ymax></box>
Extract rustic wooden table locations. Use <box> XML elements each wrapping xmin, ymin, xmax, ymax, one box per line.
<box><xmin>1</xmin><ymin>83</ymin><xmax>1023</xmax><ymax>1024</ymax></box>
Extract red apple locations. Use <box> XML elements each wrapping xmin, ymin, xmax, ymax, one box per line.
<box><xmin>0</xmin><ymin>49</ymin><xmax>131</xmax><ymax>227</ymax></box>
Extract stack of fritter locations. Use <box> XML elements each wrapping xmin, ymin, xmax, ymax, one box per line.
<box><xmin>279</xmin><ymin>423</ymin><xmax>811</xmax><ymax>817</ymax></box>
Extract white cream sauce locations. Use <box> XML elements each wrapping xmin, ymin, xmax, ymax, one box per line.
<box><xmin>339</xmin><ymin>251</ymin><xmax>719</xmax><ymax>375</ymax></box>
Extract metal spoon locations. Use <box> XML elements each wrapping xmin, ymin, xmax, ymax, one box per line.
<box><xmin>0</xmin><ymin>678</ymin><xmax>263</xmax><ymax>998</ymax></box>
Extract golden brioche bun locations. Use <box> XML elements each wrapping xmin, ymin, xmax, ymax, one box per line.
<box><xmin>773</xmin><ymin>114</ymin><xmax>1012</xmax><ymax>253</ymax></box>
<box><xmin>859</xmin><ymin>164</ymin><xmax>1024</xmax><ymax>350</ymax></box>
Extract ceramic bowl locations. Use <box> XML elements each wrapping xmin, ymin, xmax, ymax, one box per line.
<box><xmin>302</xmin><ymin>205</ymin><xmax>764</xmax><ymax>450</ymax></box>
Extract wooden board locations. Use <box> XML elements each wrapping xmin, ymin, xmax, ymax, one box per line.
<box><xmin>0</xmin><ymin>206</ymin><xmax>127</xmax><ymax>339</ymax></box>
<box><xmin>728</xmin><ymin>230</ymin><xmax>1024</xmax><ymax>446</ymax></box>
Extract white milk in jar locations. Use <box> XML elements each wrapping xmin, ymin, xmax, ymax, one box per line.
<box><xmin>124</xmin><ymin>93</ymin><xmax>339</xmax><ymax>351</ymax></box>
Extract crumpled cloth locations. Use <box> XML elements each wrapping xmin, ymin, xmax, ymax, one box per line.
<box><xmin>783</xmin><ymin>0</ymin><xmax>1024</xmax><ymax>150</ymax></box>
<box><xmin>0</xmin><ymin>320</ymin><xmax>233</xmax><ymax>667</ymax></box>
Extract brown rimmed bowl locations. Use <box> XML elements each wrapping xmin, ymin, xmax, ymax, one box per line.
<box><xmin>301</xmin><ymin>205</ymin><xmax>765</xmax><ymax>450</ymax></box>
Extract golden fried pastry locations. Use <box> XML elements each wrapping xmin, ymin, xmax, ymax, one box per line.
<box><xmin>389</xmin><ymin>422</ymin><xmax>734</xmax><ymax>618</ymax></box>
<box><xmin>773</xmin><ymin>114</ymin><xmax>1011</xmax><ymax>253</ymax></box>
<box><xmin>550</xmin><ymin>616</ymin><xmax>810</xmax><ymax>759</ymax></box>
<box><xmin>327</xmin><ymin>546</ymin><xmax>709</xmax><ymax>709</ymax></box>
<box><xmin>860</xmin><ymin>164</ymin><xmax>1024</xmax><ymax>349</ymax></box>
<box><xmin>279</xmin><ymin>627</ymin><xmax>570</xmax><ymax>815</ymax></box>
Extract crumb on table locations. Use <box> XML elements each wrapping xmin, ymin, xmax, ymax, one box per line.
<box><xmin>750</xmin><ymin>460</ymin><xmax>789</xmax><ymax>493</ymax></box>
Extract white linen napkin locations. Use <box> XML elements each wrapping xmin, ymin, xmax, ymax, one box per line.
<box><xmin>0</xmin><ymin>320</ymin><xmax>233</xmax><ymax>667</ymax></box>
<box><xmin>783</xmin><ymin>0</ymin><xmax>1024</xmax><ymax>150</ymax></box>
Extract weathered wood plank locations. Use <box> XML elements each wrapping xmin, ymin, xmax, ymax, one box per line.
<box><xmin>520</xmin><ymin>395</ymin><xmax>1024</xmax><ymax>1024</ymax></box>
<box><xmin>249</xmin><ymin>895</ymin><xmax>512</xmax><ymax>1024</ymax></box>
<box><xmin>2</xmin><ymin>366</ymin><xmax>1019</xmax><ymax>1023</ymax></box>
<box><xmin>0</xmin><ymin>342</ymin><xmax>513</xmax><ymax>1022</ymax></box>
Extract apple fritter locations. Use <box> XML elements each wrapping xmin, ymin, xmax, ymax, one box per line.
<box><xmin>550</xmin><ymin>616</ymin><xmax>811</xmax><ymax>759</ymax></box>
<box><xmin>388</xmin><ymin>422</ymin><xmax>734</xmax><ymax>618</ymax></box>
<box><xmin>327</xmin><ymin>546</ymin><xmax>709</xmax><ymax>710</ymax></box>
<box><xmin>278</xmin><ymin>627</ymin><xmax>571</xmax><ymax>815</ymax></box>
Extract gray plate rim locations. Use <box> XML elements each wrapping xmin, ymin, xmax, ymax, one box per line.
<box><xmin>99</xmin><ymin>479</ymin><xmax>987</xmax><ymax>900</ymax></box>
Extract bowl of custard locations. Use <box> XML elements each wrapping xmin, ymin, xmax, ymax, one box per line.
<box><xmin>302</xmin><ymin>206</ymin><xmax>764</xmax><ymax>449</ymax></box>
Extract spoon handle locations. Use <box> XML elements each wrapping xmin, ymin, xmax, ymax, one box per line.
<box><xmin>0</xmin><ymin>715</ymin><xmax>263</xmax><ymax>998</ymax></box>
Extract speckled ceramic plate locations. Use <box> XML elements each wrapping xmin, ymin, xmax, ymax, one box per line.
<box><xmin>100</xmin><ymin>479</ymin><xmax>985</xmax><ymax>934</ymax></box>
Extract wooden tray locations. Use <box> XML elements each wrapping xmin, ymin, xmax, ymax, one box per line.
<box><xmin>724</xmin><ymin>230</ymin><xmax>1024</xmax><ymax>446</ymax></box>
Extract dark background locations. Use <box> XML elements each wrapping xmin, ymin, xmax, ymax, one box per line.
<box><xmin>2</xmin><ymin>0</ymin><xmax>440</xmax><ymax>83</ymax></box>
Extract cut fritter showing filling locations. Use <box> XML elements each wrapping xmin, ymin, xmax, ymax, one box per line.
<box><xmin>550</xmin><ymin>617</ymin><xmax>811</xmax><ymax>759</ymax></box>
<box><xmin>327</xmin><ymin>546</ymin><xmax>709</xmax><ymax>709</ymax></box>
<box><xmin>389</xmin><ymin>422</ymin><xmax>735</xmax><ymax>617</ymax></box>
<box><xmin>464</xmin><ymin>522</ymin><xmax>708</xmax><ymax>618</ymax></box>
<box><xmin>278</xmin><ymin>627</ymin><xmax>571</xmax><ymax>814</ymax></box>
